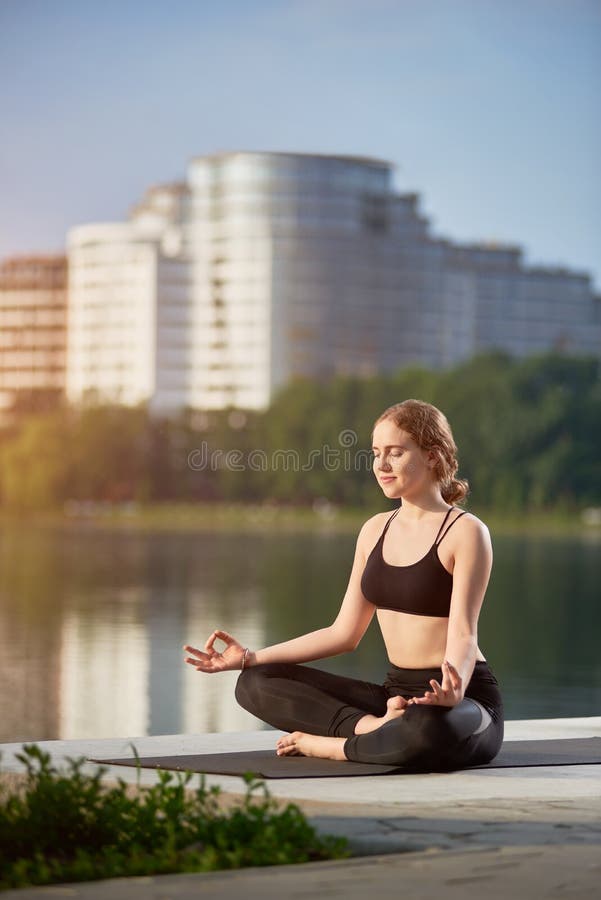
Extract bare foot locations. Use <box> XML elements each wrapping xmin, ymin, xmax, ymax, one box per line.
<box><xmin>276</xmin><ymin>731</ymin><xmax>347</xmax><ymax>761</ymax></box>
<box><xmin>354</xmin><ymin>696</ymin><xmax>411</xmax><ymax>735</ymax></box>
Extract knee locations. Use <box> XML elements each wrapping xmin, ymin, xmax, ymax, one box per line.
<box><xmin>392</xmin><ymin>705</ymin><xmax>456</xmax><ymax>769</ymax></box>
<box><xmin>410</xmin><ymin>703</ymin><xmax>453</xmax><ymax>734</ymax></box>
<box><xmin>234</xmin><ymin>666</ymin><xmax>259</xmax><ymax>710</ymax></box>
<box><xmin>234</xmin><ymin>663</ymin><xmax>276</xmax><ymax>713</ymax></box>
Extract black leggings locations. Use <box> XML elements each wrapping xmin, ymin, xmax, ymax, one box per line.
<box><xmin>235</xmin><ymin>660</ymin><xmax>504</xmax><ymax>771</ymax></box>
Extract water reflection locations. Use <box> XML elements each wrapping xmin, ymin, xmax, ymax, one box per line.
<box><xmin>182</xmin><ymin>587</ymin><xmax>266</xmax><ymax>735</ymax></box>
<box><xmin>0</xmin><ymin>523</ymin><xmax>599</xmax><ymax>741</ymax></box>
<box><xmin>482</xmin><ymin>533</ymin><xmax>601</xmax><ymax>718</ymax></box>
<box><xmin>60</xmin><ymin>605</ymin><xmax>150</xmax><ymax>738</ymax></box>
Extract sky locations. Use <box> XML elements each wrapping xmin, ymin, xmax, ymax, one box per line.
<box><xmin>1</xmin><ymin>0</ymin><xmax>600</xmax><ymax>288</ymax></box>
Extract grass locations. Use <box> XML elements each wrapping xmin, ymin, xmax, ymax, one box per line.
<box><xmin>0</xmin><ymin>744</ymin><xmax>349</xmax><ymax>891</ymax></box>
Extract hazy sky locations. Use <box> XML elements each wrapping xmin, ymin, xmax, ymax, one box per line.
<box><xmin>1</xmin><ymin>0</ymin><xmax>599</xmax><ymax>287</ymax></box>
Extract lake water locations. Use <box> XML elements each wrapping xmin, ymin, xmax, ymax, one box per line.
<box><xmin>1</xmin><ymin>523</ymin><xmax>600</xmax><ymax>742</ymax></box>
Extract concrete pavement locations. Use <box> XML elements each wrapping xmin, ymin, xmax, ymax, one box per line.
<box><xmin>2</xmin><ymin>845</ymin><xmax>600</xmax><ymax>900</ymax></box>
<box><xmin>2</xmin><ymin>716</ymin><xmax>600</xmax><ymax>899</ymax></box>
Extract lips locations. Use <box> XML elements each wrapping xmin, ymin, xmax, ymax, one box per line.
<box><xmin>379</xmin><ymin>477</ymin><xmax>396</xmax><ymax>484</ymax></box>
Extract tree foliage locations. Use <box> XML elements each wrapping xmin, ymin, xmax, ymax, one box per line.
<box><xmin>0</xmin><ymin>353</ymin><xmax>599</xmax><ymax>512</ymax></box>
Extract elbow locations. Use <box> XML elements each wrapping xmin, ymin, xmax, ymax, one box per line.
<box><xmin>343</xmin><ymin>626</ymin><xmax>368</xmax><ymax>653</ymax></box>
<box><xmin>348</xmin><ymin>631</ymin><xmax>365</xmax><ymax>651</ymax></box>
<box><xmin>344</xmin><ymin>637</ymin><xmax>361</xmax><ymax>653</ymax></box>
<box><xmin>336</xmin><ymin>635</ymin><xmax>359</xmax><ymax>654</ymax></box>
<box><xmin>330</xmin><ymin>625</ymin><xmax>361</xmax><ymax>654</ymax></box>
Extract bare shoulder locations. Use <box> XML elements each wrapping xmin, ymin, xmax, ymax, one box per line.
<box><xmin>356</xmin><ymin>510</ymin><xmax>393</xmax><ymax>553</ymax></box>
<box><xmin>360</xmin><ymin>510</ymin><xmax>393</xmax><ymax>536</ymax></box>
<box><xmin>452</xmin><ymin>509</ymin><xmax>492</xmax><ymax>551</ymax></box>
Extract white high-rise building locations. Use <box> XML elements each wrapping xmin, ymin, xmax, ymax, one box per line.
<box><xmin>67</xmin><ymin>183</ymin><xmax>190</xmax><ymax>411</ymax></box>
<box><xmin>65</xmin><ymin>152</ymin><xmax>600</xmax><ymax>414</ymax></box>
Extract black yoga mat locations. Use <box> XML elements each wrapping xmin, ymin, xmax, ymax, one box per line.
<box><xmin>90</xmin><ymin>736</ymin><xmax>601</xmax><ymax>779</ymax></box>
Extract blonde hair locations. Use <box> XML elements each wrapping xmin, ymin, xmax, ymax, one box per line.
<box><xmin>373</xmin><ymin>399</ymin><xmax>469</xmax><ymax>504</ymax></box>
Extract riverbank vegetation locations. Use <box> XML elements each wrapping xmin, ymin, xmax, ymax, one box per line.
<box><xmin>1</xmin><ymin>352</ymin><xmax>599</xmax><ymax>516</ymax></box>
<box><xmin>0</xmin><ymin>745</ymin><xmax>348</xmax><ymax>890</ymax></box>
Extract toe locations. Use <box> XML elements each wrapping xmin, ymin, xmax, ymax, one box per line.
<box><xmin>276</xmin><ymin>731</ymin><xmax>303</xmax><ymax>754</ymax></box>
<box><xmin>387</xmin><ymin>695</ymin><xmax>407</xmax><ymax>710</ymax></box>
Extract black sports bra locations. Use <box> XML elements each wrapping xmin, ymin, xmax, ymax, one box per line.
<box><xmin>360</xmin><ymin>506</ymin><xmax>467</xmax><ymax>617</ymax></box>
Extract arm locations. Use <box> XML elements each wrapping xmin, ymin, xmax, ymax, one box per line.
<box><xmin>411</xmin><ymin>515</ymin><xmax>493</xmax><ymax>707</ymax></box>
<box><xmin>184</xmin><ymin>519</ymin><xmax>378</xmax><ymax>673</ymax></box>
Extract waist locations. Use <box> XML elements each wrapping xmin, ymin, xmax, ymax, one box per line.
<box><xmin>383</xmin><ymin>660</ymin><xmax>497</xmax><ymax>692</ymax></box>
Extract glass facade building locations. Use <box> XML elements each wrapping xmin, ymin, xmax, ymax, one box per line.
<box><xmin>63</xmin><ymin>151</ymin><xmax>600</xmax><ymax>413</ymax></box>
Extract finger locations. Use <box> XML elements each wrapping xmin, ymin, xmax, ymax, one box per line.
<box><xmin>213</xmin><ymin>629</ymin><xmax>236</xmax><ymax>646</ymax></box>
<box><xmin>186</xmin><ymin>653</ymin><xmax>227</xmax><ymax>672</ymax></box>
<box><xmin>205</xmin><ymin>629</ymin><xmax>236</xmax><ymax>653</ymax></box>
<box><xmin>184</xmin><ymin>652</ymin><xmax>211</xmax><ymax>665</ymax></box>
<box><xmin>187</xmin><ymin>651</ymin><xmax>217</xmax><ymax>669</ymax></box>
<box><xmin>276</xmin><ymin>735</ymin><xmax>300</xmax><ymax>755</ymax></box>
<box><xmin>408</xmin><ymin>690</ymin><xmax>439</xmax><ymax>704</ymax></box>
<box><xmin>439</xmin><ymin>663</ymin><xmax>452</xmax><ymax>690</ymax></box>
<box><xmin>184</xmin><ymin>648</ymin><xmax>209</xmax><ymax>660</ymax></box>
<box><xmin>277</xmin><ymin>745</ymin><xmax>300</xmax><ymax>756</ymax></box>
<box><xmin>183</xmin><ymin>645</ymin><xmax>204</xmax><ymax>658</ymax></box>
<box><xmin>194</xmin><ymin>661</ymin><xmax>224</xmax><ymax>673</ymax></box>
<box><xmin>429</xmin><ymin>679</ymin><xmax>445</xmax><ymax>699</ymax></box>
<box><xmin>387</xmin><ymin>696</ymin><xmax>409</xmax><ymax>711</ymax></box>
<box><xmin>204</xmin><ymin>631</ymin><xmax>220</xmax><ymax>652</ymax></box>
<box><xmin>443</xmin><ymin>660</ymin><xmax>462</xmax><ymax>690</ymax></box>
<box><xmin>440</xmin><ymin>663</ymin><xmax>458</xmax><ymax>692</ymax></box>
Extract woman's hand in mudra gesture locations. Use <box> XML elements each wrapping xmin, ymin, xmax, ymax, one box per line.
<box><xmin>183</xmin><ymin>630</ymin><xmax>246</xmax><ymax>673</ymax></box>
<box><xmin>409</xmin><ymin>660</ymin><xmax>463</xmax><ymax>708</ymax></box>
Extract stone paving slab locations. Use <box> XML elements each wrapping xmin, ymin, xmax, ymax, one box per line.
<box><xmin>3</xmin><ymin>845</ymin><xmax>600</xmax><ymax>900</ymax></box>
<box><xmin>309</xmin><ymin>797</ymin><xmax>601</xmax><ymax>855</ymax></box>
<box><xmin>2</xmin><ymin>718</ymin><xmax>600</xmax><ymax>899</ymax></box>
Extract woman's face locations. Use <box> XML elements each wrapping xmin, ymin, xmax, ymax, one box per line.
<box><xmin>371</xmin><ymin>418</ymin><xmax>437</xmax><ymax>500</ymax></box>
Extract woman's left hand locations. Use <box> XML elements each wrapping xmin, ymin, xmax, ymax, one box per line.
<box><xmin>409</xmin><ymin>660</ymin><xmax>463</xmax><ymax>708</ymax></box>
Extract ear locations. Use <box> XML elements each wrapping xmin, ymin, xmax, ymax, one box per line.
<box><xmin>426</xmin><ymin>449</ymin><xmax>439</xmax><ymax>470</ymax></box>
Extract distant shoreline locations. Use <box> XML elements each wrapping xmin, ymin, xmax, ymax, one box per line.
<box><xmin>1</xmin><ymin>501</ymin><xmax>599</xmax><ymax>538</ymax></box>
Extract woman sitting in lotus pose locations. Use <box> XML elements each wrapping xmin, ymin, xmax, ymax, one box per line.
<box><xmin>183</xmin><ymin>399</ymin><xmax>503</xmax><ymax>770</ymax></box>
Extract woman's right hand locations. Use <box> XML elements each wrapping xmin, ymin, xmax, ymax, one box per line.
<box><xmin>183</xmin><ymin>629</ymin><xmax>246</xmax><ymax>673</ymax></box>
